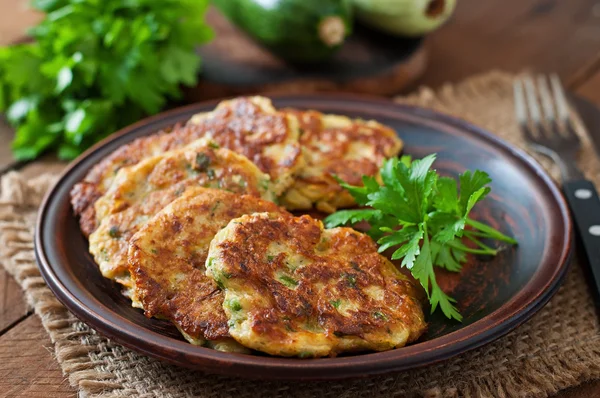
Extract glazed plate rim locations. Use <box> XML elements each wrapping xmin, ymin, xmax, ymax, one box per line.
<box><xmin>35</xmin><ymin>93</ymin><xmax>573</xmax><ymax>380</ymax></box>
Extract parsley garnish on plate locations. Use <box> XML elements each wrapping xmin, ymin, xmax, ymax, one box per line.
<box><xmin>324</xmin><ymin>154</ymin><xmax>517</xmax><ymax>321</ymax></box>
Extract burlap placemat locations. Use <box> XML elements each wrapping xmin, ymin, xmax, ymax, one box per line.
<box><xmin>1</xmin><ymin>71</ymin><xmax>600</xmax><ymax>398</ymax></box>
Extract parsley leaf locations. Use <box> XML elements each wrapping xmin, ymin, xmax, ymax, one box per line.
<box><xmin>0</xmin><ymin>0</ymin><xmax>213</xmax><ymax>160</ymax></box>
<box><xmin>431</xmin><ymin>240</ymin><xmax>463</xmax><ymax>272</ymax></box>
<box><xmin>459</xmin><ymin>170</ymin><xmax>492</xmax><ymax>215</ymax></box>
<box><xmin>377</xmin><ymin>226</ymin><xmax>418</xmax><ymax>253</ymax></box>
<box><xmin>324</xmin><ymin>154</ymin><xmax>517</xmax><ymax>321</ymax></box>
<box><xmin>433</xmin><ymin>177</ymin><xmax>458</xmax><ymax>213</ymax></box>
<box><xmin>336</xmin><ymin>175</ymin><xmax>380</xmax><ymax>206</ymax></box>
<box><xmin>324</xmin><ymin>209</ymin><xmax>383</xmax><ymax>229</ymax></box>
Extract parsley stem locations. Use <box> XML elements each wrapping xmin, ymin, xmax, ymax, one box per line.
<box><xmin>463</xmin><ymin>232</ymin><xmax>498</xmax><ymax>255</ymax></box>
<box><xmin>466</xmin><ymin>218</ymin><xmax>517</xmax><ymax>244</ymax></box>
<box><xmin>459</xmin><ymin>229</ymin><xmax>488</xmax><ymax>238</ymax></box>
<box><xmin>445</xmin><ymin>239</ymin><xmax>496</xmax><ymax>255</ymax></box>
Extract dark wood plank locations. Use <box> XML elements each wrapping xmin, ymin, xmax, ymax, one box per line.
<box><xmin>0</xmin><ymin>118</ymin><xmax>16</xmax><ymax>173</ymax></box>
<box><xmin>0</xmin><ymin>268</ymin><xmax>29</xmax><ymax>335</ymax></box>
<box><xmin>419</xmin><ymin>0</ymin><xmax>600</xmax><ymax>88</ymax></box>
<box><xmin>553</xmin><ymin>380</ymin><xmax>600</xmax><ymax>398</ymax></box>
<box><xmin>0</xmin><ymin>0</ymin><xmax>41</xmax><ymax>45</ymax></box>
<box><xmin>0</xmin><ymin>315</ymin><xmax>75</xmax><ymax>397</ymax></box>
<box><xmin>576</xmin><ymin>70</ymin><xmax>600</xmax><ymax>106</ymax></box>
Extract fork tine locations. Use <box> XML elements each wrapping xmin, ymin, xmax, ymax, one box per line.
<box><xmin>549</xmin><ymin>73</ymin><xmax>581</xmax><ymax>142</ymax></box>
<box><xmin>549</xmin><ymin>74</ymin><xmax>580</xmax><ymax>141</ymax></box>
<box><xmin>514</xmin><ymin>74</ymin><xmax>582</xmax><ymax>180</ymax></box>
<box><xmin>550</xmin><ymin>74</ymin><xmax>570</xmax><ymax>123</ymax></box>
<box><xmin>536</xmin><ymin>75</ymin><xmax>556</xmax><ymax>123</ymax></box>
<box><xmin>523</xmin><ymin>76</ymin><xmax>542</xmax><ymax>124</ymax></box>
<box><xmin>513</xmin><ymin>79</ymin><xmax>528</xmax><ymax>124</ymax></box>
<box><xmin>513</xmin><ymin>79</ymin><xmax>536</xmax><ymax>143</ymax></box>
<box><xmin>523</xmin><ymin>76</ymin><xmax>544</xmax><ymax>137</ymax></box>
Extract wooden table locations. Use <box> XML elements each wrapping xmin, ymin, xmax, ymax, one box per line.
<box><xmin>2</xmin><ymin>1</ymin><xmax>600</xmax><ymax>397</ymax></box>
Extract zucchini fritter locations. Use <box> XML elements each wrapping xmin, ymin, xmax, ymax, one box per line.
<box><xmin>128</xmin><ymin>188</ymin><xmax>289</xmax><ymax>348</ymax></box>
<box><xmin>187</xmin><ymin>96</ymin><xmax>304</xmax><ymax>194</ymax></box>
<box><xmin>281</xmin><ymin>110</ymin><xmax>402</xmax><ymax>213</ymax></box>
<box><xmin>89</xmin><ymin>138</ymin><xmax>275</xmax><ymax>288</ymax></box>
<box><xmin>71</xmin><ymin>96</ymin><xmax>303</xmax><ymax>236</ymax></box>
<box><xmin>207</xmin><ymin>213</ymin><xmax>426</xmax><ymax>358</ymax></box>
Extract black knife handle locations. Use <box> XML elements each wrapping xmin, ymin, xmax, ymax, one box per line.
<box><xmin>563</xmin><ymin>179</ymin><xmax>600</xmax><ymax>307</ymax></box>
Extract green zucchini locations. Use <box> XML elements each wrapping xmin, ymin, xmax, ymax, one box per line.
<box><xmin>350</xmin><ymin>0</ymin><xmax>456</xmax><ymax>37</ymax></box>
<box><xmin>213</xmin><ymin>0</ymin><xmax>353</xmax><ymax>64</ymax></box>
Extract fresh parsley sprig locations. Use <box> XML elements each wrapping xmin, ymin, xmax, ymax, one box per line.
<box><xmin>324</xmin><ymin>154</ymin><xmax>517</xmax><ymax>321</ymax></box>
<box><xmin>0</xmin><ymin>0</ymin><xmax>213</xmax><ymax>160</ymax></box>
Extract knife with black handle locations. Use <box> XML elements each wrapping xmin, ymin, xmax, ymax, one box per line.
<box><xmin>563</xmin><ymin>180</ymin><xmax>600</xmax><ymax>307</ymax></box>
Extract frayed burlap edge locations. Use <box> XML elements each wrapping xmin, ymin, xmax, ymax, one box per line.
<box><xmin>0</xmin><ymin>71</ymin><xmax>599</xmax><ymax>398</ymax></box>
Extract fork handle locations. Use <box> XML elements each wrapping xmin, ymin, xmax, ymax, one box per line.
<box><xmin>564</xmin><ymin>179</ymin><xmax>600</xmax><ymax>306</ymax></box>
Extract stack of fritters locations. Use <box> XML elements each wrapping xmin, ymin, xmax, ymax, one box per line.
<box><xmin>128</xmin><ymin>187</ymin><xmax>287</xmax><ymax>352</ymax></box>
<box><xmin>70</xmin><ymin>96</ymin><xmax>426</xmax><ymax>357</ymax></box>
<box><xmin>88</xmin><ymin>138</ymin><xmax>275</xmax><ymax>291</ymax></box>
<box><xmin>71</xmin><ymin>96</ymin><xmax>303</xmax><ymax>236</ymax></box>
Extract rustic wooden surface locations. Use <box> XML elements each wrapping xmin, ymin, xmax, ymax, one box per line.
<box><xmin>0</xmin><ymin>118</ymin><xmax>17</xmax><ymax>173</ymax></box>
<box><xmin>2</xmin><ymin>0</ymin><xmax>600</xmax><ymax>396</ymax></box>
<box><xmin>0</xmin><ymin>316</ymin><xmax>74</xmax><ymax>397</ymax></box>
<box><xmin>0</xmin><ymin>269</ymin><xmax>29</xmax><ymax>335</ymax></box>
<box><xmin>420</xmin><ymin>0</ymin><xmax>600</xmax><ymax>88</ymax></box>
<box><xmin>577</xmin><ymin>70</ymin><xmax>600</xmax><ymax>105</ymax></box>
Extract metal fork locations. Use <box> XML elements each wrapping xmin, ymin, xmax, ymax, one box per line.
<box><xmin>514</xmin><ymin>74</ymin><xmax>600</xmax><ymax>306</ymax></box>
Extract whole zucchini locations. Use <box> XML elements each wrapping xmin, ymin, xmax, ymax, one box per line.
<box><xmin>350</xmin><ymin>0</ymin><xmax>456</xmax><ymax>37</ymax></box>
<box><xmin>213</xmin><ymin>0</ymin><xmax>353</xmax><ymax>64</ymax></box>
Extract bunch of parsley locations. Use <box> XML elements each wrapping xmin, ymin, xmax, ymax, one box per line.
<box><xmin>325</xmin><ymin>154</ymin><xmax>517</xmax><ymax>321</ymax></box>
<box><xmin>0</xmin><ymin>0</ymin><xmax>213</xmax><ymax>160</ymax></box>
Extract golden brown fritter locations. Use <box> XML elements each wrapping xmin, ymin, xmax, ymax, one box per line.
<box><xmin>207</xmin><ymin>213</ymin><xmax>426</xmax><ymax>358</ymax></box>
<box><xmin>188</xmin><ymin>96</ymin><xmax>304</xmax><ymax>193</ymax></box>
<box><xmin>71</xmin><ymin>124</ymin><xmax>195</xmax><ymax>237</ymax></box>
<box><xmin>71</xmin><ymin>96</ymin><xmax>303</xmax><ymax>236</ymax></box>
<box><xmin>89</xmin><ymin>139</ymin><xmax>275</xmax><ymax>287</ymax></box>
<box><xmin>281</xmin><ymin>110</ymin><xmax>403</xmax><ymax>213</ymax></box>
<box><xmin>128</xmin><ymin>187</ymin><xmax>289</xmax><ymax>348</ymax></box>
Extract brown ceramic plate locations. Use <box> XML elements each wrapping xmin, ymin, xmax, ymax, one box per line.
<box><xmin>35</xmin><ymin>94</ymin><xmax>572</xmax><ymax>380</ymax></box>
